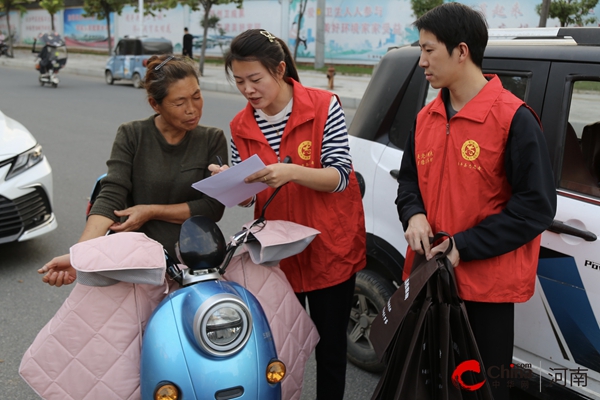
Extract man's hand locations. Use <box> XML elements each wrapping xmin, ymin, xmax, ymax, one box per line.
<box><xmin>38</xmin><ymin>254</ymin><xmax>77</xmax><ymax>287</ymax></box>
<box><xmin>405</xmin><ymin>213</ymin><xmax>433</xmax><ymax>256</ymax></box>
<box><xmin>429</xmin><ymin>237</ymin><xmax>460</xmax><ymax>267</ymax></box>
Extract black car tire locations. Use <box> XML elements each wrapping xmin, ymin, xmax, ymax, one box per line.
<box><xmin>347</xmin><ymin>269</ymin><xmax>396</xmax><ymax>372</ymax></box>
<box><xmin>105</xmin><ymin>70</ymin><xmax>114</xmax><ymax>85</ymax></box>
<box><xmin>132</xmin><ymin>73</ymin><xmax>142</xmax><ymax>89</ymax></box>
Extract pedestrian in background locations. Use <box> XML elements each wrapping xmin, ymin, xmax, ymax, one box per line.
<box><xmin>182</xmin><ymin>27</ymin><xmax>193</xmax><ymax>59</ymax></box>
<box><xmin>209</xmin><ymin>29</ymin><xmax>367</xmax><ymax>400</ymax></box>
<box><xmin>396</xmin><ymin>3</ymin><xmax>556</xmax><ymax>400</ymax></box>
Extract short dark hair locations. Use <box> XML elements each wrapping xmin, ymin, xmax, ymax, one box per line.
<box><xmin>144</xmin><ymin>54</ymin><xmax>198</xmax><ymax>104</ymax></box>
<box><xmin>414</xmin><ymin>3</ymin><xmax>488</xmax><ymax>68</ymax></box>
<box><xmin>184</xmin><ymin>27</ymin><xmax>188</xmax><ymax>32</ymax></box>
<box><xmin>225</xmin><ymin>29</ymin><xmax>300</xmax><ymax>83</ymax></box>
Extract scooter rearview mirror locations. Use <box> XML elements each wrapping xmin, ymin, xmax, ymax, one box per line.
<box><xmin>177</xmin><ymin>216</ymin><xmax>226</xmax><ymax>270</ymax></box>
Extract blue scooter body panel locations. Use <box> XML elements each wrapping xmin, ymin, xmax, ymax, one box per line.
<box><xmin>140</xmin><ymin>279</ymin><xmax>281</xmax><ymax>400</ymax></box>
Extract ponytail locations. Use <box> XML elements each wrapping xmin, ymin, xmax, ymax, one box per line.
<box><xmin>276</xmin><ymin>37</ymin><xmax>300</xmax><ymax>82</ymax></box>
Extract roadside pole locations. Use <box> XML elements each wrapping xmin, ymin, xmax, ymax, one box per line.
<box><xmin>314</xmin><ymin>0</ymin><xmax>325</xmax><ymax>69</ymax></box>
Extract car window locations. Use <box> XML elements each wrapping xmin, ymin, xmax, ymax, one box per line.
<box><xmin>124</xmin><ymin>40</ymin><xmax>136</xmax><ymax>55</ymax></box>
<box><xmin>424</xmin><ymin>73</ymin><xmax>529</xmax><ymax>107</ymax></box>
<box><xmin>560</xmin><ymin>79</ymin><xmax>600</xmax><ymax>198</ymax></box>
<box><xmin>117</xmin><ymin>41</ymin><xmax>126</xmax><ymax>55</ymax></box>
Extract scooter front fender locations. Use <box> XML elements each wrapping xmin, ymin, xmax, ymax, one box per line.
<box><xmin>140</xmin><ymin>279</ymin><xmax>281</xmax><ymax>400</ymax></box>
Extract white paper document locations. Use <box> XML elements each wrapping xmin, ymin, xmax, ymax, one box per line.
<box><xmin>192</xmin><ymin>154</ymin><xmax>269</xmax><ymax>207</ymax></box>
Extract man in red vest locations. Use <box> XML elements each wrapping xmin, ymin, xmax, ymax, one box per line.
<box><xmin>396</xmin><ymin>4</ymin><xmax>556</xmax><ymax>400</ymax></box>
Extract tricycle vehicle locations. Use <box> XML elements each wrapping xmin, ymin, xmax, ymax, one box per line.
<box><xmin>105</xmin><ymin>37</ymin><xmax>173</xmax><ymax>88</ymax></box>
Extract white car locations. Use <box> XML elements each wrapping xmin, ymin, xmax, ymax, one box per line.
<box><xmin>0</xmin><ymin>110</ymin><xmax>57</xmax><ymax>244</ymax></box>
<box><xmin>347</xmin><ymin>28</ymin><xmax>600</xmax><ymax>400</ymax></box>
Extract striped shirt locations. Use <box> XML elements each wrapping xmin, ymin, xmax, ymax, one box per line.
<box><xmin>231</xmin><ymin>96</ymin><xmax>353</xmax><ymax>193</ymax></box>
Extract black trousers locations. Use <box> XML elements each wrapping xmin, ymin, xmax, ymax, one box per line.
<box><xmin>296</xmin><ymin>274</ymin><xmax>356</xmax><ymax>400</ymax></box>
<box><xmin>464</xmin><ymin>301</ymin><xmax>515</xmax><ymax>400</ymax></box>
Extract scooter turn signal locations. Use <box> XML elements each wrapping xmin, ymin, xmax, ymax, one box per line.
<box><xmin>154</xmin><ymin>382</ymin><xmax>179</xmax><ymax>400</ymax></box>
<box><xmin>266</xmin><ymin>360</ymin><xmax>286</xmax><ymax>384</ymax></box>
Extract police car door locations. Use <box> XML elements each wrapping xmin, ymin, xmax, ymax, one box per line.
<box><xmin>515</xmin><ymin>62</ymin><xmax>600</xmax><ymax>399</ymax></box>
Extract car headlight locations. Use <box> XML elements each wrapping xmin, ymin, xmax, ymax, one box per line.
<box><xmin>193</xmin><ymin>293</ymin><xmax>252</xmax><ymax>356</ymax></box>
<box><xmin>6</xmin><ymin>144</ymin><xmax>44</xmax><ymax>180</ymax></box>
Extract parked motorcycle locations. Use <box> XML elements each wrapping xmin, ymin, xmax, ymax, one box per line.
<box><xmin>32</xmin><ymin>32</ymin><xmax>68</xmax><ymax>88</ymax></box>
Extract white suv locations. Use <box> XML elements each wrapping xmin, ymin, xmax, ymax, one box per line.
<box><xmin>347</xmin><ymin>27</ymin><xmax>600</xmax><ymax>400</ymax></box>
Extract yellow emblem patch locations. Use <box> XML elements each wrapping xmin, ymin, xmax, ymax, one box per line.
<box><xmin>298</xmin><ymin>140</ymin><xmax>312</xmax><ymax>160</ymax></box>
<box><xmin>461</xmin><ymin>140</ymin><xmax>480</xmax><ymax>161</ymax></box>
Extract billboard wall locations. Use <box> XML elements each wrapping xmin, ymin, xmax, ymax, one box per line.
<box><xmin>21</xmin><ymin>9</ymin><xmax>64</xmax><ymax>45</ymax></box>
<box><xmin>287</xmin><ymin>0</ymin><xmax>594</xmax><ymax>63</ymax></box>
<box><xmin>0</xmin><ymin>11</ymin><xmax>20</xmax><ymax>42</ymax></box>
<box><xmin>7</xmin><ymin>0</ymin><xmax>600</xmax><ymax>63</ymax></box>
<box><xmin>63</xmin><ymin>8</ymin><xmax>115</xmax><ymax>49</ymax></box>
<box><xmin>187</xmin><ymin>0</ymin><xmax>282</xmax><ymax>57</ymax></box>
<box><xmin>117</xmin><ymin>5</ymin><xmax>184</xmax><ymax>51</ymax></box>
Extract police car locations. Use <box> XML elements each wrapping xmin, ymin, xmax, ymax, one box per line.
<box><xmin>347</xmin><ymin>27</ymin><xmax>600</xmax><ymax>399</ymax></box>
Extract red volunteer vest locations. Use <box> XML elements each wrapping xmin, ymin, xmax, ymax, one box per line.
<box><xmin>405</xmin><ymin>75</ymin><xmax>541</xmax><ymax>303</ymax></box>
<box><xmin>230</xmin><ymin>79</ymin><xmax>366</xmax><ymax>292</ymax></box>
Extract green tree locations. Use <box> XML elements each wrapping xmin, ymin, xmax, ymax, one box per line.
<box><xmin>39</xmin><ymin>0</ymin><xmax>64</xmax><ymax>31</ymax></box>
<box><xmin>158</xmin><ymin>0</ymin><xmax>242</xmax><ymax>75</ymax></box>
<box><xmin>201</xmin><ymin>14</ymin><xmax>227</xmax><ymax>54</ymax></box>
<box><xmin>536</xmin><ymin>0</ymin><xmax>599</xmax><ymax>26</ymax></box>
<box><xmin>410</xmin><ymin>0</ymin><xmax>443</xmax><ymax>19</ymax></box>
<box><xmin>83</xmin><ymin>0</ymin><xmax>129</xmax><ymax>54</ymax></box>
<box><xmin>0</xmin><ymin>0</ymin><xmax>32</xmax><ymax>57</ymax></box>
<box><xmin>291</xmin><ymin>0</ymin><xmax>307</xmax><ymax>61</ymax></box>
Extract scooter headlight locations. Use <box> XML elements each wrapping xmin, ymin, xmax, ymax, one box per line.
<box><xmin>193</xmin><ymin>294</ymin><xmax>252</xmax><ymax>356</ymax></box>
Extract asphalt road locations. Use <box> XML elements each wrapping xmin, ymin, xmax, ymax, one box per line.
<box><xmin>0</xmin><ymin>65</ymin><xmax>382</xmax><ymax>400</ymax></box>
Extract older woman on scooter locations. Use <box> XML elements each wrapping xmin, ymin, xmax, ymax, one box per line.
<box><xmin>39</xmin><ymin>54</ymin><xmax>227</xmax><ymax>286</ymax></box>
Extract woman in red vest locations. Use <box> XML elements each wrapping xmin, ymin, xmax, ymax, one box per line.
<box><xmin>209</xmin><ymin>29</ymin><xmax>366</xmax><ymax>400</ymax></box>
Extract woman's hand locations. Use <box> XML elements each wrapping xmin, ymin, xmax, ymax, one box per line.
<box><xmin>110</xmin><ymin>205</ymin><xmax>155</xmax><ymax>232</ymax></box>
<box><xmin>38</xmin><ymin>254</ymin><xmax>77</xmax><ymax>287</ymax></box>
<box><xmin>245</xmin><ymin>163</ymin><xmax>297</xmax><ymax>188</ymax></box>
<box><xmin>208</xmin><ymin>164</ymin><xmax>229</xmax><ymax>176</ymax></box>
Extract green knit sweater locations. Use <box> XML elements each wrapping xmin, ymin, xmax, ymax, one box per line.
<box><xmin>90</xmin><ymin>115</ymin><xmax>228</xmax><ymax>257</ymax></box>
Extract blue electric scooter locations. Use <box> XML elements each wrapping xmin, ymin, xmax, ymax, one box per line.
<box><xmin>85</xmin><ymin>174</ymin><xmax>287</xmax><ymax>400</ymax></box>
<box><xmin>139</xmin><ymin>214</ymin><xmax>285</xmax><ymax>400</ymax></box>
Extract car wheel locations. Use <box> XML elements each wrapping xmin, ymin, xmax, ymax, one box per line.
<box><xmin>347</xmin><ymin>269</ymin><xmax>396</xmax><ymax>373</ymax></box>
<box><xmin>105</xmin><ymin>70</ymin><xmax>114</xmax><ymax>85</ymax></box>
<box><xmin>132</xmin><ymin>73</ymin><xmax>142</xmax><ymax>89</ymax></box>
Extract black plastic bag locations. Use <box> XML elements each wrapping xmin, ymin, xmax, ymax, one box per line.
<box><xmin>370</xmin><ymin>233</ymin><xmax>494</xmax><ymax>400</ymax></box>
